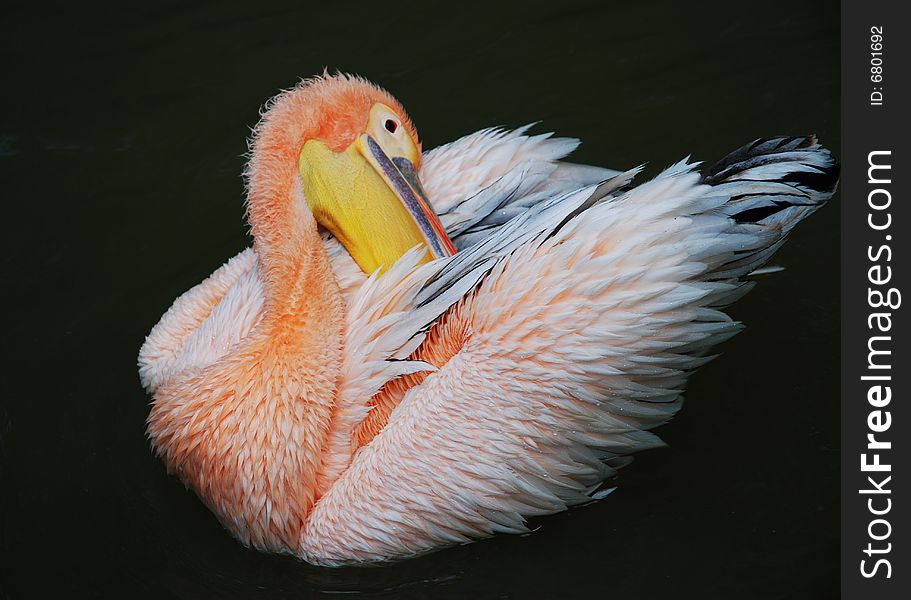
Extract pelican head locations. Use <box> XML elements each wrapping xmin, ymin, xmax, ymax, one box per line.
<box><xmin>276</xmin><ymin>74</ymin><xmax>455</xmax><ymax>274</ymax></box>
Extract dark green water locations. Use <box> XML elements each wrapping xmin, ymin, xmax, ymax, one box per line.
<box><xmin>1</xmin><ymin>1</ymin><xmax>839</xmax><ymax>598</ymax></box>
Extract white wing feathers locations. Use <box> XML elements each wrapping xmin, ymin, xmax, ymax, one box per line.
<box><xmin>422</xmin><ymin>126</ymin><xmax>621</xmax><ymax>249</ymax></box>
<box><xmin>422</xmin><ymin>125</ymin><xmax>582</xmax><ymax>215</ymax></box>
<box><xmin>138</xmin><ymin>248</ymin><xmax>261</xmax><ymax>393</ymax></box>
<box><xmin>300</xmin><ymin>136</ymin><xmax>836</xmax><ymax>564</ymax></box>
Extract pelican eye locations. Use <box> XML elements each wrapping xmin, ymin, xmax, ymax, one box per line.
<box><xmin>384</xmin><ymin>118</ymin><xmax>398</xmax><ymax>134</ymax></box>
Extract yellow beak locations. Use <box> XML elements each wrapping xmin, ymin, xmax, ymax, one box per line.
<box><xmin>298</xmin><ymin>133</ymin><xmax>455</xmax><ymax>275</ymax></box>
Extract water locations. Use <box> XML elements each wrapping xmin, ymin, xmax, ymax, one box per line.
<box><xmin>1</xmin><ymin>1</ymin><xmax>839</xmax><ymax>597</ymax></box>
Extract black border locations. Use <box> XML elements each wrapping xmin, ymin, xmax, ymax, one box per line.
<box><xmin>842</xmin><ymin>2</ymin><xmax>908</xmax><ymax>597</ymax></box>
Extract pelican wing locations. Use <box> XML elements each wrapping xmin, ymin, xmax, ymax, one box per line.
<box><xmin>138</xmin><ymin>248</ymin><xmax>261</xmax><ymax>393</ymax></box>
<box><xmin>300</xmin><ymin>136</ymin><xmax>837</xmax><ymax>565</ymax></box>
<box><xmin>421</xmin><ymin>126</ymin><xmax>622</xmax><ymax>249</ymax></box>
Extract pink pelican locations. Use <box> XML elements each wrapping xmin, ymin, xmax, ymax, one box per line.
<box><xmin>138</xmin><ymin>73</ymin><xmax>837</xmax><ymax>566</ymax></box>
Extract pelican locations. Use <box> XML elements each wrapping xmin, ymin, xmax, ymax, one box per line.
<box><xmin>138</xmin><ymin>73</ymin><xmax>837</xmax><ymax>566</ymax></box>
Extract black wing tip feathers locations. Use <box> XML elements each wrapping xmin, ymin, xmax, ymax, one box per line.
<box><xmin>701</xmin><ymin>135</ymin><xmax>839</xmax><ymax>226</ymax></box>
<box><xmin>701</xmin><ymin>134</ymin><xmax>838</xmax><ymax>190</ymax></box>
<box><xmin>784</xmin><ymin>160</ymin><xmax>841</xmax><ymax>195</ymax></box>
